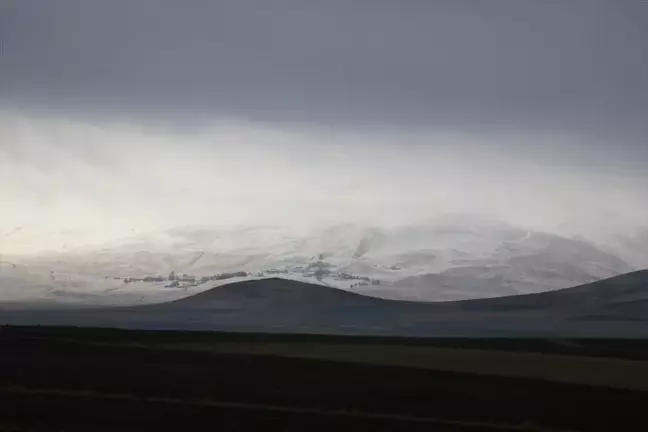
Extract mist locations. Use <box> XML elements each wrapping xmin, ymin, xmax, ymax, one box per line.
<box><xmin>2</xmin><ymin>109</ymin><xmax>647</xmax><ymax>253</ymax></box>
<box><xmin>2</xmin><ymin>1</ymin><xmax>647</xmax><ymax>253</ymax></box>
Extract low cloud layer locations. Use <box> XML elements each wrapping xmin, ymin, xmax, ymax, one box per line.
<box><xmin>1</xmin><ymin>2</ymin><xmax>647</xmax><ymax>252</ymax></box>
<box><xmin>2</xmin><ymin>111</ymin><xmax>647</xmax><ymax>244</ymax></box>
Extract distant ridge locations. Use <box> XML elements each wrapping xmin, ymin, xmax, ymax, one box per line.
<box><xmin>2</xmin><ymin>271</ymin><xmax>648</xmax><ymax>337</ymax></box>
<box><xmin>165</xmin><ymin>277</ymin><xmax>394</xmax><ymax>307</ymax></box>
<box><xmin>159</xmin><ymin>270</ymin><xmax>648</xmax><ymax>310</ymax></box>
<box><xmin>447</xmin><ymin>270</ymin><xmax>648</xmax><ymax>312</ymax></box>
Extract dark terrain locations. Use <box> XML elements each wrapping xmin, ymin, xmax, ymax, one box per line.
<box><xmin>1</xmin><ymin>271</ymin><xmax>648</xmax><ymax>337</ymax></box>
<box><xmin>3</xmin><ymin>325</ymin><xmax>648</xmax><ymax>431</ymax></box>
<box><xmin>2</xmin><ymin>271</ymin><xmax>648</xmax><ymax>430</ymax></box>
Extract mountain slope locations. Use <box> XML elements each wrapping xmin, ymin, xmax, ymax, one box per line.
<box><xmin>2</xmin><ymin>271</ymin><xmax>648</xmax><ymax>337</ymax></box>
<box><xmin>443</xmin><ymin>270</ymin><xmax>648</xmax><ymax>312</ymax></box>
<box><xmin>3</xmin><ymin>214</ymin><xmax>640</xmax><ymax>303</ymax></box>
<box><xmin>390</xmin><ymin>232</ymin><xmax>634</xmax><ymax>301</ymax></box>
<box><xmin>164</xmin><ymin>277</ymin><xmax>392</xmax><ymax>308</ymax></box>
<box><xmin>159</xmin><ymin>270</ymin><xmax>648</xmax><ymax>314</ymax></box>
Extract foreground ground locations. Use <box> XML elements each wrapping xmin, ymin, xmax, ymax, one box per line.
<box><xmin>1</xmin><ymin>326</ymin><xmax>648</xmax><ymax>431</ymax></box>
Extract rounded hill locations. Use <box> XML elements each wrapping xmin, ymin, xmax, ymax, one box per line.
<box><xmin>166</xmin><ymin>277</ymin><xmax>393</xmax><ymax>308</ymax></box>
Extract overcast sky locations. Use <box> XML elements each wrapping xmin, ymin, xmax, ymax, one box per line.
<box><xmin>1</xmin><ymin>1</ymin><xmax>647</xmax><ymax>245</ymax></box>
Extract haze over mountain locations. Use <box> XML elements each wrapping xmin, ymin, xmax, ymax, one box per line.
<box><xmin>2</xmin><ymin>2</ymin><xmax>648</xmax><ymax>245</ymax></box>
<box><xmin>1</xmin><ymin>2</ymin><xmax>647</xmax><ymax>313</ymax></box>
<box><xmin>1</xmin><ymin>213</ymin><xmax>644</xmax><ymax>306</ymax></box>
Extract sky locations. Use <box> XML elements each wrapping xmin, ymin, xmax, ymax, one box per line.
<box><xmin>1</xmin><ymin>0</ymin><xmax>647</xmax><ymax>248</ymax></box>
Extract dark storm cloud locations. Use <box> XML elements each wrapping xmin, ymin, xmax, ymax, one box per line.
<box><xmin>2</xmin><ymin>0</ymin><xmax>647</xmax><ymax>135</ymax></box>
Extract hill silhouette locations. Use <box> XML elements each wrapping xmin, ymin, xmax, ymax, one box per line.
<box><xmin>1</xmin><ymin>271</ymin><xmax>648</xmax><ymax>337</ymax></box>
<box><xmin>445</xmin><ymin>269</ymin><xmax>648</xmax><ymax>312</ymax></box>
<box><xmin>165</xmin><ymin>277</ymin><xmax>394</xmax><ymax>308</ymax></box>
<box><xmin>158</xmin><ymin>270</ymin><xmax>648</xmax><ymax>312</ymax></box>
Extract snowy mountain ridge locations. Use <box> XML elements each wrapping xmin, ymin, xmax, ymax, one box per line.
<box><xmin>1</xmin><ymin>213</ymin><xmax>646</xmax><ymax>305</ymax></box>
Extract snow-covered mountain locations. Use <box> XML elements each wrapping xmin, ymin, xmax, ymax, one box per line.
<box><xmin>555</xmin><ymin>216</ymin><xmax>648</xmax><ymax>270</ymax></box>
<box><xmin>596</xmin><ymin>227</ymin><xmax>648</xmax><ymax>270</ymax></box>
<box><xmin>385</xmin><ymin>231</ymin><xmax>634</xmax><ymax>301</ymax></box>
<box><xmin>1</xmin><ymin>213</ymin><xmax>644</xmax><ymax>305</ymax></box>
